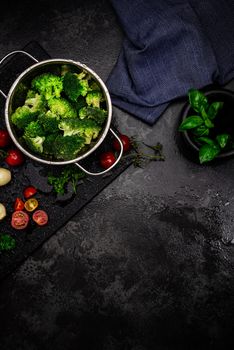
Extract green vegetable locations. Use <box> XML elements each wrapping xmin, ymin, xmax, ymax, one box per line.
<box><xmin>58</xmin><ymin>118</ymin><xmax>101</xmax><ymax>144</ymax></box>
<box><xmin>63</xmin><ymin>72</ymin><xmax>89</xmax><ymax>101</ymax></box>
<box><xmin>11</xmin><ymin>106</ymin><xmax>38</xmax><ymax>129</ymax></box>
<box><xmin>24</xmin><ymin>121</ymin><xmax>45</xmax><ymax>138</ymax></box>
<box><xmin>188</xmin><ymin>88</ymin><xmax>208</xmax><ymax>113</ymax></box>
<box><xmin>38</xmin><ymin>111</ymin><xmax>60</xmax><ymax>134</ymax></box>
<box><xmin>47</xmin><ymin>97</ymin><xmax>77</xmax><ymax>118</ymax></box>
<box><xmin>179</xmin><ymin>88</ymin><xmax>228</xmax><ymax>164</ymax></box>
<box><xmin>79</xmin><ymin>106</ymin><xmax>107</xmax><ymax>125</ymax></box>
<box><xmin>31</xmin><ymin>73</ymin><xmax>63</xmax><ymax>100</ymax></box>
<box><xmin>48</xmin><ymin>165</ymin><xmax>85</xmax><ymax>194</ymax></box>
<box><xmin>199</xmin><ymin>144</ymin><xmax>220</xmax><ymax>164</ymax></box>
<box><xmin>53</xmin><ymin>134</ymin><xmax>85</xmax><ymax>160</ymax></box>
<box><xmin>216</xmin><ymin>134</ymin><xmax>230</xmax><ymax>149</ymax></box>
<box><xmin>23</xmin><ymin>135</ymin><xmax>45</xmax><ymax>154</ymax></box>
<box><xmin>179</xmin><ymin>116</ymin><xmax>203</xmax><ymax>131</ymax></box>
<box><xmin>0</xmin><ymin>234</ymin><xmax>16</xmax><ymax>251</ymax></box>
<box><xmin>207</xmin><ymin>102</ymin><xmax>224</xmax><ymax>120</ymax></box>
<box><xmin>86</xmin><ymin>91</ymin><xmax>103</xmax><ymax>108</ymax></box>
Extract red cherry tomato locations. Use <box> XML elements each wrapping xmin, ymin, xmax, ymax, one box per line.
<box><xmin>23</xmin><ymin>186</ymin><xmax>37</xmax><ymax>199</ymax></box>
<box><xmin>0</xmin><ymin>129</ymin><xmax>11</xmax><ymax>148</ymax></box>
<box><xmin>99</xmin><ymin>151</ymin><xmax>116</xmax><ymax>169</ymax></box>
<box><xmin>11</xmin><ymin>210</ymin><xmax>29</xmax><ymax>230</ymax></box>
<box><xmin>5</xmin><ymin>148</ymin><xmax>25</xmax><ymax>166</ymax></box>
<box><xmin>112</xmin><ymin>134</ymin><xmax>131</xmax><ymax>153</ymax></box>
<box><xmin>32</xmin><ymin>210</ymin><xmax>49</xmax><ymax>226</ymax></box>
<box><xmin>14</xmin><ymin>197</ymin><xmax>25</xmax><ymax>211</ymax></box>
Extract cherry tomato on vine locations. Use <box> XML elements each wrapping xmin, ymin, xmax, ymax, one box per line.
<box><xmin>24</xmin><ymin>198</ymin><xmax>39</xmax><ymax>212</ymax></box>
<box><xmin>14</xmin><ymin>197</ymin><xmax>25</xmax><ymax>211</ymax></box>
<box><xmin>112</xmin><ymin>134</ymin><xmax>131</xmax><ymax>153</ymax></box>
<box><xmin>5</xmin><ymin>148</ymin><xmax>25</xmax><ymax>166</ymax></box>
<box><xmin>11</xmin><ymin>210</ymin><xmax>29</xmax><ymax>230</ymax></box>
<box><xmin>23</xmin><ymin>186</ymin><xmax>37</xmax><ymax>199</ymax></box>
<box><xmin>99</xmin><ymin>151</ymin><xmax>116</xmax><ymax>169</ymax></box>
<box><xmin>32</xmin><ymin>210</ymin><xmax>49</xmax><ymax>226</ymax></box>
<box><xmin>0</xmin><ymin>129</ymin><xmax>11</xmax><ymax>148</ymax></box>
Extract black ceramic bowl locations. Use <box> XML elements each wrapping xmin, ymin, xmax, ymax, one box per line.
<box><xmin>180</xmin><ymin>88</ymin><xmax>234</xmax><ymax>159</ymax></box>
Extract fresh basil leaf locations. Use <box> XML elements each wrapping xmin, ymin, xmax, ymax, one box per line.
<box><xmin>204</xmin><ymin>118</ymin><xmax>214</xmax><ymax>128</ymax></box>
<box><xmin>197</xmin><ymin>137</ymin><xmax>215</xmax><ymax>146</ymax></box>
<box><xmin>188</xmin><ymin>88</ymin><xmax>208</xmax><ymax>113</ymax></box>
<box><xmin>207</xmin><ymin>102</ymin><xmax>224</xmax><ymax>120</ymax></box>
<box><xmin>216</xmin><ymin>134</ymin><xmax>230</xmax><ymax>149</ymax></box>
<box><xmin>179</xmin><ymin>116</ymin><xmax>203</xmax><ymax>131</ymax></box>
<box><xmin>199</xmin><ymin>143</ymin><xmax>220</xmax><ymax>164</ymax></box>
<box><xmin>193</xmin><ymin>125</ymin><xmax>209</xmax><ymax>136</ymax></box>
<box><xmin>200</xmin><ymin>105</ymin><xmax>214</xmax><ymax>128</ymax></box>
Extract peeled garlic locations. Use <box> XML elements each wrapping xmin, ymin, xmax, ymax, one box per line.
<box><xmin>0</xmin><ymin>168</ymin><xmax>11</xmax><ymax>186</ymax></box>
<box><xmin>0</xmin><ymin>203</ymin><xmax>6</xmax><ymax>220</ymax></box>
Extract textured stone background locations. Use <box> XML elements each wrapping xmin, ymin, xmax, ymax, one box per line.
<box><xmin>0</xmin><ymin>1</ymin><xmax>234</xmax><ymax>349</ymax></box>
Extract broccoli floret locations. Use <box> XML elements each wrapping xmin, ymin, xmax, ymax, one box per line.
<box><xmin>31</xmin><ymin>73</ymin><xmax>63</xmax><ymax>100</ymax></box>
<box><xmin>47</xmin><ymin>97</ymin><xmax>77</xmax><ymax>118</ymax></box>
<box><xmin>11</xmin><ymin>105</ymin><xmax>38</xmax><ymax>129</ymax></box>
<box><xmin>38</xmin><ymin>111</ymin><xmax>60</xmax><ymax>133</ymax></box>
<box><xmin>25</xmin><ymin>91</ymin><xmax>46</xmax><ymax>113</ymax></box>
<box><xmin>59</xmin><ymin>118</ymin><xmax>101</xmax><ymax>144</ymax></box>
<box><xmin>24</xmin><ymin>120</ymin><xmax>45</xmax><ymax>138</ymax></box>
<box><xmin>43</xmin><ymin>133</ymin><xmax>60</xmax><ymax>155</ymax></box>
<box><xmin>79</xmin><ymin>106</ymin><xmax>107</xmax><ymax>125</ymax></box>
<box><xmin>63</xmin><ymin>72</ymin><xmax>89</xmax><ymax>101</ymax></box>
<box><xmin>89</xmin><ymin>81</ymin><xmax>101</xmax><ymax>91</ymax></box>
<box><xmin>85</xmin><ymin>91</ymin><xmax>103</xmax><ymax>108</ymax></box>
<box><xmin>23</xmin><ymin>135</ymin><xmax>45</xmax><ymax>154</ymax></box>
<box><xmin>53</xmin><ymin>134</ymin><xmax>85</xmax><ymax>160</ymax></box>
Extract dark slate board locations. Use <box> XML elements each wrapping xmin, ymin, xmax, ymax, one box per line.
<box><xmin>0</xmin><ymin>41</ymin><xmax>133</xmax><ymax>281</ymax></box>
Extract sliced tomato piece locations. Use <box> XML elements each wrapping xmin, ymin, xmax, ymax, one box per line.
<box><xmin>32</xmin><ymin>210</ymin><xmax>48</xmax><ymax>226</ymax></box>
<box><xmin>23</xmin><ymin>186</ymin><xmax>37</xmax><ymax>199</ymax></box>
<box><xmin>11</xmin><ymin>210</ymin><xmax>29</xmax><ymax>230</ymax></box>
<box><xmin>24</xmin><ymin>198</ymin><xmax>39</xmax><ymax>212</ymax></box>
<box><xmin>14</xmin><ymin>197</ymin><xmax>25</xmax><ymax>211</ymax></box>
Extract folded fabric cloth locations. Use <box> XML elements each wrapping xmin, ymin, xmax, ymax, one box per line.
<box><xmin>106</xmin><ymin>0</ymin><xmax>234</xmax><ymax>125</ymax></box>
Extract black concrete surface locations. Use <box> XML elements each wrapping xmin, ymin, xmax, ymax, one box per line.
<box><xmin>0</xmin><ymin>1</ymin><xmax>234</xmax><ymax>349</ymax></box>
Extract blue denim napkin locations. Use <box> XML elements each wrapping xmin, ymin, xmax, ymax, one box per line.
<box><xmin>106</xmin><ymin>0</ymin><xmax>234</xmax><ymax>125</ymax></box>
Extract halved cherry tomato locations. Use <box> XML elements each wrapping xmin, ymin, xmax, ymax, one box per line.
<box><xmin>23</xmin><ymin>186</ymin><xmax>37</xmax><ymax>199</ymax></box>
<box><xmin>32</xmin><ymin>210</ymin><xmax>48</xmax><ymax>226</ymax></box>
<box><xmin>14</xmin><ymin>197</ymin><xmax>25</xmax><ymax>211</ymax></box>
<box><xmin>99</xmin><ymin>151</ymin><xmax>116</xmax><ymax>169</ymax></box>
<box><xmin>24</xmin><ymin>198</ymin><xmax>38</xmax><ymax>212</ymax></box>
<box><xmin>0</xmin><ymin>129</ymin><xmax>11</xmax><ymax>148</ymax></box>
<box><xmin>112</xmin><ymin>134</ymin><xmax>131</xmax><ymax>153</ymax></box>
<box><xmin>5</xmin><ymin>148</ymin><xmax>25</xmax><ymax>166</ymax></box>
<box><xmin>11</xmin><ymin>210</ymin><xmax>29</xmax><ymax>230</ymax></box>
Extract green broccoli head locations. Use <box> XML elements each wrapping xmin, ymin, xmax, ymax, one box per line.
<box><xmin>63</xmin><ymin>72</ymin><xmax>89</xmax><ymax>101</ymax></box>
<box><xmin>53</xmin><ymin>134</ymin><xmax>85</xmax><ymax>160</ymax></box>
<box><xmin>31</xmin><ymin>73</ymin><xmax>63</xmax><ymax>100</ymax></box>
<box><xmin>47</xmin><ymin>97</ymin><xmax>77</xmax><ymax>118</ymax></box>
<box><xmin>11</xmin><ymin>105</ymin><xmax>38</xmax><ymax>129</ymax></box>
<box><xmin>43</xmin><ymin>133</ymin><xmax>60</xmax><ymax>155</ymax></box>
<box><xmin>38</xmin><ymin>111</ymin><xmax>60</xmax><ymax>133</ymax></box>
<box><xmin>79</xmin><ymin>106</ymin><xmax>107</xmax><ymax>125</ymax></box>
<box><xmin>23</xmin><ymin>135</ymin><xmax>45</xmax><ymax>154</ymax></box>
<box><xmin>24</xmin><ymin>120</ymin><xmax>45</xmax><ymax>138</ymax></box>
<box><xmin>25</xmin><ymin>91</ymin><xmax>46</xmax><ymax>112</ymax></box>
<box><xmin>58</xmin><ymin>118</ymin><xmax>101</xmax><ymax>144</ymax></box>
<box><xmin>85</xmin><ymin>91</ymin><xmax>103</xmax><ymax>108</ymax></box>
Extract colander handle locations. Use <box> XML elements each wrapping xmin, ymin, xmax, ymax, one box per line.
<box><xmin>75</xmin><ymin>128</ymin><xmax>123</xmax><ymax>176</ymax></box>
<box><xmin>0</xmin><ymin>50</ymin><xmax>39</xmax><ymax>98</ymax></box>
